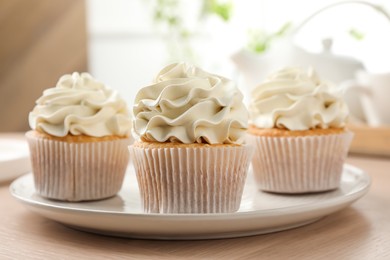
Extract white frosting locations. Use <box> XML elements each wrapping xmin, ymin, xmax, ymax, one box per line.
<box><xmin>133</xmin><ymin>63</ymin><xmax>248</xmax><ymax>144</ymax></box>
<box><xmin>249</xmin><ymin>67</ymin><xmax>349</xmax><ymax>130</ymax></box>
<box><xmin>29</xmin><ymin>72</ymin><xmax>131</xmax><ymax>137</ymax></box>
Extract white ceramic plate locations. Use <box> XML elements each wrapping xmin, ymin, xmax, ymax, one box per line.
<box><xmin>0</xmin><ymin>133</ymin><xmax>30</xmax><ymax>183</ymax></box>
<box><xmin>10</xmin><ymin>164</ymin><xmax>370</xmax><ymax>240</ymax></box>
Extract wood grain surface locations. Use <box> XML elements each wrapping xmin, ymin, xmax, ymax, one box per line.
<box><xmin>0</xmin><ymin>155</ymin><xmax>389</xmax><ymax>259</ymax></box>
<box><xmin>0</xmin><ymin>0</ymin><xmax>87</xmax><ymax>132</ymax></box>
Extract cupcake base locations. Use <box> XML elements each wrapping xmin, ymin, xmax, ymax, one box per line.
<box><xmin>249</xmin><ymin>127</ymin><xmax>354</xmax><ymax>193</ymax></box>
<box><xmin>26</xmin><ymin>131</ymin><xmax>131</xmax><ymax>201</ymax></box>
<box><xmin>130</xmin><ymin>142</ymin><xmax>253</xmax><ymax>214</ymax></box>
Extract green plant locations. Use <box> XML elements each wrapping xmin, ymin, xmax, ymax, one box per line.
<box><xmin>150</xmin><ymin>0</ymin><xmax>191</xmax><ymax>60</ymax></box>
<box><xmin>247</xmin><ymin>22</ymin><xmax>292</xmax><ymax>54</ymax></box>
<box><xmin>148</xmin><ymin>0</ymin><xmax>234</xmax><ymax>61</ymax></box>
<box><xmin>203</xmin><ymin>0</ymin><xmax>233</xmax><ymax>22</ymax></box>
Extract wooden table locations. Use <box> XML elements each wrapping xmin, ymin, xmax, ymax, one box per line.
<box><xmin>0</xmin><ymin>155</ymin><xmax>389</xmax><ymax>259</ymax></box>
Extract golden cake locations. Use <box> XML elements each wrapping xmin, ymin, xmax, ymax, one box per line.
<box><xmin>248</xmin><ymin>67</ymin><xmax>353</xmax><ymax>193</ymax></box>
<box><xmin>130</xmin><ymin>63</ymin><xmax>253</xmax><ymax>213</ymax></box>
<box><xmin>27</xmin><ymin>72</ymin><xmax>132</xmax><ymax>201</ymax></box>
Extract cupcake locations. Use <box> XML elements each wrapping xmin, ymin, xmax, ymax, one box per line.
<box><xmin>27</xmin><ymin>72</ymin><xmax>132</xmax><ymax>201</ymax></box>
<box><xmin>248</xmin><ymin>67</ymin><xmax>353</xmax><ymax>193</ymax></box>
<box><xmin>130</xmin><ymin>63</ymin><xmax>253</xmax><ymax>213</ymax></box>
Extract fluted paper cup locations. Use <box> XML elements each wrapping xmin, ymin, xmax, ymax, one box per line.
<box><xmin>26</xmin><ymin>133</ymin><xmax>131</xmax><ymax>201</ymax></box>
<box><xmin>130</xmin><ymin>144</ymin><xmax>253</xmax><ymax>214</ymax></box>
<box><xmin>250</xmin><ymin>131</ymin><xmax>354</xmax><ymax>193</ymax></box>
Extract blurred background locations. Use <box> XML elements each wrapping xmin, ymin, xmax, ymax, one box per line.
<box><xmin>1</xmin><ymin>0</ymin><xmax>390</xmax><ymax>155</ymax></box>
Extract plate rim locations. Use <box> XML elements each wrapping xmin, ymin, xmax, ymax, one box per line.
<box><xmin>9</xmin><ymin>164</ymin><xmax>371</xmax><ymax>239</ymax></box>
<box><xmin>10</xmin><ymin>164</ymin><xmax>371</xmax><ymax>220</ymax></box>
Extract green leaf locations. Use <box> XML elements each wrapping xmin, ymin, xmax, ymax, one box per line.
<box><xmin>205</xmin><ymin>0</ymin><xmax>233</xmax><ymax>22</ymax></box>
<box><xmin>349</xmin><ymin>28</ymin><xmax>365</xmax><ymax>41</ymax></box>
<box><xmin>275</xmin><ymin>22</ymin><xmax>292</xmax><ymax>37</ymax></box>
<box><xmin>246</xmin><ymin>22</ymin><xmax>291</xmax><ymax>54</ymax></box>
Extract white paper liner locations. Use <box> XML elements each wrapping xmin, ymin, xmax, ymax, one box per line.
<box><xmin>130</xmin><ymin>144</ymin><xmax>253</xmax><ymax>214</ymax></box>
<box><xmin>249</xmin><ymin>131</ymin><xmax>354</xmax><ymax>193</ymax></box>
<box><xmin>26</xmin><ymin>135</ymin><xmax>131</xmax><ymax>201</ymax></box>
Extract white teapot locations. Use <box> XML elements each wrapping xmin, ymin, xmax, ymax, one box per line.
<box><xmin>231</xmin><ymin>1</ymin><xmax>390</xmax><ymax>125</ymax></box>
<box><xmin>231</xmin><ymin>1</ymin><xmax>390</xmax><ymax>89</ymax></box>
<box><xmin>231</xmin><ymin>36</ymin><xmax>364</xmax><ymax>88</ymax></box>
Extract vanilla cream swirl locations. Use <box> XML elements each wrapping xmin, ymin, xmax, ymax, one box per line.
<box><xmin>249</xmin><ymin>67</ymin><xmax>349</xmax><ymax>130</ymax></box>
<box><xmin>29</xmin><ymin>72</ymin><xmax>131</xmax><ymax>137</ymax></box>
<box><xmin>133</xmin><ymin>63</ymin><xmax>248</xmax><ymax>144</ymax></box>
